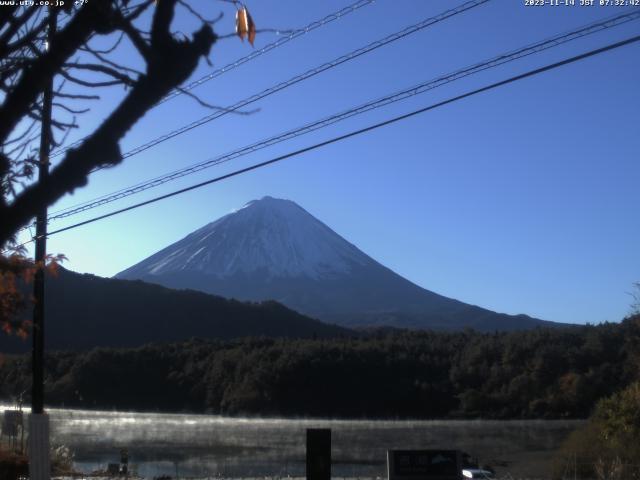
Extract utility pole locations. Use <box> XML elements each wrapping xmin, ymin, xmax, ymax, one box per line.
<box><xmin>29</xmin><ymin>7</ymin><xmax>56</xmax><ymax>480</ymax></box>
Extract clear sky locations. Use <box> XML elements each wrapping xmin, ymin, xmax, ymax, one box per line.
<box><xmin>19</xmin><ymin>0</ymin><xmax>640</xmax><ymax>325</ymax></box>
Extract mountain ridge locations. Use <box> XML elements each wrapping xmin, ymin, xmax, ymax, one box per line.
<box><xmin>116</xmin><ymin>196</ymin><xmax>560</xmax><ymax>331</ymax></box>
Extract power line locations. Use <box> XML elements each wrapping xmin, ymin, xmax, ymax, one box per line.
<box><xmin>44</xmin><ymin>8</ymin><xmax>640</xmax><ymax>223</ymax></box>
<box><xmin>115</xmin><ymin>0</ymin><xmax>490</xmax><ymax>162</ymax></box>
<box><xmin>159</xmin><ymin>0</ymin><xmax>377</xmax><ymax>104</ymax></box>
<box><xmin>50</xmin><ymin>0</ymin><xmax>491</xmax><ymax>166</ymax></box>
<box><xmin>48</xmin><ymin>0</ymin><xmax>376</xmax><ymax>159</ymax></box>
<box><xmin>11</xmin><ymin>33</ymin><xmax>638</xmax><ymax>251</ymax></box>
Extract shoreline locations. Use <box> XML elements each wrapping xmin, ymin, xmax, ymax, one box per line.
<box><xmin>0</xmin><ymin>403</ymin><xmax>589</xmax><ymax>424</ymax></box>
<box><xmin>2</xmin><ymin>406</ymin><xmax>581</xmax><ymax>480</ymax></box>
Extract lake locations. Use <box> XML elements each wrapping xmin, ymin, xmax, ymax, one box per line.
<box><xmin>4</xmin><ymin>406</ymin><xmax>584</xmax><ymax>479</ymax></box>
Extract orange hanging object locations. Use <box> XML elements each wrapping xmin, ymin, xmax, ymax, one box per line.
<box><xmin>236</xmin><ymin>6</ymin><xmax>256</xmax><ymax>46</ymax></box>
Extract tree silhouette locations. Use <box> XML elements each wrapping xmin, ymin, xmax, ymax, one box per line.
<box><xmin>0</xmin><ymin>0</ymin><xmax>227</xmax><ymax>244</ymax></box>
<box><xmin>0</xmin><ymin>0</ymin><xmax>251</xmax><ymax>334</ymax></box>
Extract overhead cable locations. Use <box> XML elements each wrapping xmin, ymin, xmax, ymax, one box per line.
<box><xmin>50</xmin><ymin>0</ymin><xmax>491</xmax><ymax>163</ymax></box>
<box><xmin>48</xmin><ymin>0</ymin><xmax>376</xmax><ymax>158</ymax></box>
<box><xmin>46</xmin><ymin>9</ymin><xmax>640</xmax><ymax>222</ymax></box>
<box><xmin>9</xmin><ymin>33</ymin><xmax>637</xmax><ymax>252</ymax></box>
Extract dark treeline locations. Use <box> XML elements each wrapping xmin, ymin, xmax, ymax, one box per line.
<box><xmin>1</xmin><ymin>315</ymin><xmax>638</xmax><ymax>419</ymax></box>
<box><xmin>0</xmin><ymin>268</ymin><xmax>349</xmax><ymax>354</ymax></box>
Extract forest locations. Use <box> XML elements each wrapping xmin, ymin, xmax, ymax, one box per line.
<box><xmin>0</xmin><ymin>268</ymin><xmax>349</xmax><ymax>353</ymax></box>
<box><xmin>1</xmin><ymin>314</ymin><xmax>638</xmax><ymax>419</ymax></box>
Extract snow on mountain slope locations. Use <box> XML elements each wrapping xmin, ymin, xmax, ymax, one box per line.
<box><xmin>118</xmin><ymin>196</ymin><xmax>372</xmax><ymax>281</ymax></box>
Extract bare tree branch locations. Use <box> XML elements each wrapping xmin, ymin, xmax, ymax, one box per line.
<box><xmin>63</xmin><ymin>62</ymin><xmax>137</xmax><ymax>86</ymax></box>
<box><xmin>175</xmin><ymin>85</ymin><xmax>259</xmax><ymax>114</ymax></box>
<box><xmin>80</xmin><ymin>43</ymin><xmax>144</xmax><ymax>76</ymax></box>
<box><xmin>124</xmin><ymin>0</ymin><xmax>155</xmax><ymax>23</ymax></box>
<box><xmin>1</xmin><ymin>15</ymin><xmax>48</xmax><ymax>57</ymax></box>
<box><xmin>53</xmin><ymin>91</ymin><xmax>101</xmax><ymax>100</ymax></box>
<box><xmin>0</xmin><ymin>2</ymin><xmax>218</xmax><ymax>244</ymax></box>
<box><xmin>0</xmin><ymin>7</ymin><xmax>38</xmax><ymax>55</ymax></box>
<box><xmin>178</xmin><ymin>1</ymin><xmax>224</xmax><ymax>26</ymax></box>
<box><xmin>0</xmin><ymin>5</ymin><xmax>105</xmax><ymax>143</ymax></box>
<box><xmin>52</xmin><ymin>102</ymin><xmax>90</xmax><ymax>115</ymax></box>
<box><xmin>59</xmin><ymin>68</ymin><xmax>129</xmax><ymax>88</ymax></box>
<box><xmin>117</xmin><ymin>14</ymin><xmax>151</xmax><ymax>62</ymax></box>
<box><xmin>79</xmin><ymin>31</ymin><xmax>125</xmax><ymax>55</ymax></box>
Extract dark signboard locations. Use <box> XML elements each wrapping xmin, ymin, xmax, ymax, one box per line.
<box><xmin>387</xmin><ymin>450</ymin><xmax>462</xmax><ymax>480</ymax></box>
<box><xmin>306</xmin><ymin>428</ymin><xmax>331</xmax><ymax>480</ymax></box>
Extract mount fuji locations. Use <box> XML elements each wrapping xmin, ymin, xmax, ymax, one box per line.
<box><xmin>116</xmin><ymin>196</ymin><xmax>555</xmax><ymax>331</ymax></box>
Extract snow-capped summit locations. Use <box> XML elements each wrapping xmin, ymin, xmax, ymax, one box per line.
<box><xmin>118</xmin><ymin>196</ymin><xmax>372</xmax><ymax>281</ymax></box>
<box><xmin>116</xmin><ymin>196</ymin><xmax>554</xmax><ymax>331</ymax></box>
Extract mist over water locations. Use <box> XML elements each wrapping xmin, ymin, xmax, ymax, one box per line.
<box><xmin>30</xmin><ymin>407</ymin><xmax>583</xmax><ymax>478</ymax></box>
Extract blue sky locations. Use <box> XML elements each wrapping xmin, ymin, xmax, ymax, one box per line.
<box><xmin>19</xmin><ymin>0</ymin><xmax>640</xmax><ymax>325</ymax></box>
